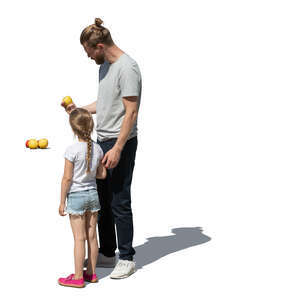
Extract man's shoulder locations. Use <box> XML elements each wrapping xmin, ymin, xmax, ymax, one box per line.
<box><xmin>119</xmin><ymin>54</ymin><xmax>141</xmax><ymax>76</ymax></box>
<box><xmin>121</xmin><ymin>53</ymin><xmax>139</xmax><ymax>67</ymax></box>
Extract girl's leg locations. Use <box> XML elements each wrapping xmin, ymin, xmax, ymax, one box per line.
<box><xmin>85</xmin><ymin>211</ymin><xmax>99</xmax><ymax>274</ymax></box>
<box><xmin>69</xmin><ymin>214</ymin><xmax>87</xmax><ymax>279</ymax></box>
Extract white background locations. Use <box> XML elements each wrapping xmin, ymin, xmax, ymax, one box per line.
<box><xmin>0</xmin><ymin>0</ymin><xmax>299</xmax><ymax>299</ymax></box>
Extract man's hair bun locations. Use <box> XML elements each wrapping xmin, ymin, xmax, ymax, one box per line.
<box><xmin>95</xmin><ymin>18</ymin><xmax>103</xmax><ymax>27</ymax></box>
<box><xmin>80</xmin><ymin>17</ymin><xmax>114</xmax><ymax>47</ymax></box>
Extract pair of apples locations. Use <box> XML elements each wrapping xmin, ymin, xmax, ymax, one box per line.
<box><xmin>26</xmin><ymin>139</ymin><xmax>48</xmax><ymax>149</ymax></box>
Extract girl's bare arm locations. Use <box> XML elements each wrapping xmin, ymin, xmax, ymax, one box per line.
<box><xmin>96</xmin><ymin>161</ymin><xmax>107</xmax><ymax>179</ymax></box>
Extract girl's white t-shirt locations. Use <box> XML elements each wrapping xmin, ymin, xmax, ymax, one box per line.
<box><xmin>64</xmin><ymin>141</ymin><xmax>104</xmax><ymax>193</ymax></box>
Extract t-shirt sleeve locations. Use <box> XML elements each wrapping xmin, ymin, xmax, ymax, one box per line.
<box><xmin>64</xmin><ymin>146</ymin><xmax>76</xmax><ymax>162</ymax></box>
<box><xmin>119</xmin><ymin>64</ymin><xmax>141</xmax><ymax>98</ymax></box>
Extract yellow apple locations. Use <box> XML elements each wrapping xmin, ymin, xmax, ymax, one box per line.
<box><xmin>28</xmin><ymin>139</ymin><xmax>38</xmax><ymax>149</ymax></box>
<box><xmin>62</xmin><ymin>96</ymin><xmax>73</xmax><ymax>107</ymax></box>
<box><xmin>38</xmin><ymin>139</ymin><xmax>48</xmax><ymax>149</ymax></box>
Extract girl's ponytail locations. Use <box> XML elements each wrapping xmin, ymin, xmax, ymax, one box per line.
<box><xmin>85</xmin><ymin>131</ymin><xmax>92</xmax><ymax>174</ymax></box>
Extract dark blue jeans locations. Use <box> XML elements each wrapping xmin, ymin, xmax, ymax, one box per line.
<box><xmin>96</xmin><ymin>136</ymin><xmax>137</xmax><ymax>261</ymax></box>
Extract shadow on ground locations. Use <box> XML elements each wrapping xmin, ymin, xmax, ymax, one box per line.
<box><xmin>95</xmin><ymin>227</ymin><xmax>211</xmax><ymax>280</ymax></box>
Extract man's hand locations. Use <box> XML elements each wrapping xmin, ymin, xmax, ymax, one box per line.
<box><xmin>59</xmin><ymin>203</ymin><xmax>66</xmax><ymax>216</ymax></box>
<box><xmin>102</xmin><ymin>146</ymin><xmax>122</xmax><ymax>169</ymax></box>
<box><xmin>61</xmin><ymin>102</ymin><xmax>76</xmax><ymax>114</ymax></box>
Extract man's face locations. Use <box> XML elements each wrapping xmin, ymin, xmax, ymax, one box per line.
<box><xmin>83</xmin><ymin>43</ymin><xmax>105</xmax><ymax>65</ymax></box>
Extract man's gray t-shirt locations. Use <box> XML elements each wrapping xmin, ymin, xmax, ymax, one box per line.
<box><xmin>96</xmin><ymin>53</ymin><xmax>142</xmax><ymax>142</ymax></box>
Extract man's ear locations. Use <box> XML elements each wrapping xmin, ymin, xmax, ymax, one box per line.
<box><xmin>96</xmin><ymin>43</ymin><xmax>105</xmax><ymax>50</ymax></box>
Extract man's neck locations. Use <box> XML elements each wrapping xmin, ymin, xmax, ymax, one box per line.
<box><xmin>104</xmin><ymin>45</ymin><xmax>125</xmax><ymax>64</ymax></box>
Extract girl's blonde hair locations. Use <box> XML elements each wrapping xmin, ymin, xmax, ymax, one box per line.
<box><xmin>80</xmin><ymin>18</ymin><xmax>114</xmax><ymax>47</ymax></box>
<box><xmin>69</xmin><ymin>108</ymin><xmax>94</xmax><ymax>174</ymax></box>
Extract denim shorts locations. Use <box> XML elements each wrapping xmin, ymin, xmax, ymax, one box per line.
<box><xmin>66</xmin><ymin>189</ymin><xmax>100</xmax><ymax>215</ymax></box>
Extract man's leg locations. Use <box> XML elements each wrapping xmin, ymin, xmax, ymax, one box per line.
<box><xmin>96</xmin><ymin>139</ymin><xmax>117</xmax><ymax>258</ymax></box>
<box><xmin>96</xmin><ymin>177</ymin><xmax>116</xmax><ymax>257</ymax></box>
<box><xmin>111</xmin><ymin>136</ymin><xmax>137</xmax><ymax>261</ymax></box>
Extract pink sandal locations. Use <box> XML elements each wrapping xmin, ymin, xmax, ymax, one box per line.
<box><xmin>58</xmin><ymin>274</ymin><xmax>85</xmax><ymax>288</ymax></box>
<box><xmin>83</xmin><ymin>270</ymin><xmax>98</xmax><ymax>283</ymax></box>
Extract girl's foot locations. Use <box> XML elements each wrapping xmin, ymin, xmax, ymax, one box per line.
<box><xmin>83</xmin><ymin>270</ymin><xmax>98</xmax><ymax>283</ymax></box>
<box><xmin>58</xmin><ymin>274</ymin><xmax>85</xmax><ymax>288</ymax></box>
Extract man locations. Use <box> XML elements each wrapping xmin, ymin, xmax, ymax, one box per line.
<box><xmin>63</xmin><ymin>18</ymin><xmax>142</xmax><ymax>279</ymax></box>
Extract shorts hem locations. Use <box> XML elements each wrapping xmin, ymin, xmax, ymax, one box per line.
<box><xmin>66</xmin><ymin>208</ymin><xmax>100</xmax><ymax>216</ymax></box>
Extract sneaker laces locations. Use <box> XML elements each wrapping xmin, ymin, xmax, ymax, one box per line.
<box><xmin>116</xmin><ymin>261</ymin><xmax>126</xmax><ymax>268</ymax></box>
<box><xmin>116</xmin><ymin>260</ymin><xmax>132</xmax><ymax>268</ymax></box>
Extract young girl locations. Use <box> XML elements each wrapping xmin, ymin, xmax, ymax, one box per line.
<box><xmin>58</xmin><ymin>108</ymin><xmax>107</xmax><ymax>288</ymax></box>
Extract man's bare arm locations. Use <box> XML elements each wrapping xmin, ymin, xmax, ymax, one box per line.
<box><xmin>82</xmin><ymin>101</ymin><xmax>97</xmax><ymax>114</ymax></box>
<box><xmin>102</xmin><ymin>96</ymin><xmax>138</xmax><ymax>169</ymax></box>
<box><xmin>114</xmin><ymin>96</ymin><xmax>138</xmax><ymax>151</ymax></box>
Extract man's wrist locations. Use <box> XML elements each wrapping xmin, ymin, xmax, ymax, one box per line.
<box><xmin>114</xmin><ymin>143</ymin><xmax>123</xmax><ymax>152</ymax></box>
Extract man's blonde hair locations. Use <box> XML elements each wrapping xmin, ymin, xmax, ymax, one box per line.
<box><xmin>80</xmin><ymin>18</ymin><xmax>114</xmax><ymax>47</ymax></box>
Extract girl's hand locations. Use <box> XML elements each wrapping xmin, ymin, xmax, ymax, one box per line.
<box><xmin>61</xmin><ymin>102</ymin><xmax>76</xmax><ymax>115</ymax></box>
<box><xmin>59</xmin><ymin>203</ymin><xmax>66</xmax><ymax>216</ymax></box>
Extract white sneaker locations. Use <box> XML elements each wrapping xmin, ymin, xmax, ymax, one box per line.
<box><xmin>84</xmin><ymin>253</ymin><xmax>116</xmax><ymax>268</ymax></box>
<box><xmin>110</xmin><ymin>260</ymin><xmax>136</xmax><ymax>279</ymax></box>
